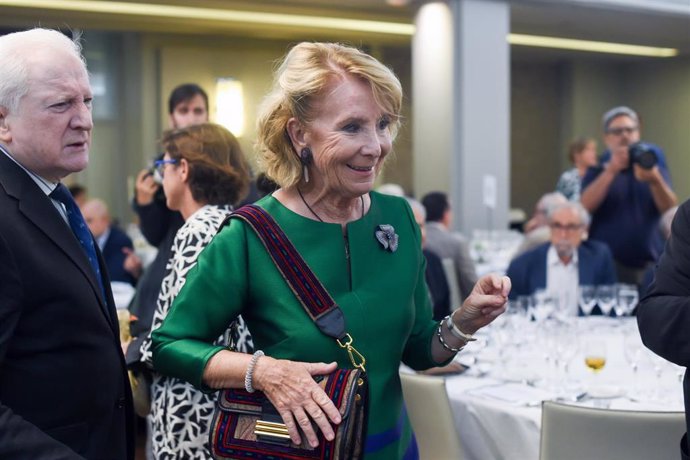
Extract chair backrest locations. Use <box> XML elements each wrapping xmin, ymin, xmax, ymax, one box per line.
<box><xmin>400</xmin><ymin>372</ymin><xmax>464</xmax><ymax>460</ymax></box>
<box><xmin>441</xmin><ymin>258</ymin><xmax>461</xmax><ymax>311</ymax></box>
<box><xmin>540</xmin><ymin>400</ymin><xmax>685</xmax><ymax>460</ymax></box>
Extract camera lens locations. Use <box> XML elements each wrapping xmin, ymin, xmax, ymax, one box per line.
<box><xmin>629</xmin><ymin>142</ymin><xmax>657</xmax><ymax>170</ymax></box>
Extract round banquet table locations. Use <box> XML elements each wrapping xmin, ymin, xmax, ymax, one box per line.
<box><xmin>442</xmin><ymin>316</ymin><xmax>684</xmax><ymax>460</ymax></box>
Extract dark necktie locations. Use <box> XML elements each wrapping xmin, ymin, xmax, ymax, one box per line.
<box><xmin>50</xmin><ymin>183</ymin><xmax>105</xmax><ymax>298</ymax></box>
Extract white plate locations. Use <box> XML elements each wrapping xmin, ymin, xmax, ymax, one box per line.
<box><xmin>587</xmin><ymin>384</ymin><xmax>625</xmax><ymax>399</ymax></box>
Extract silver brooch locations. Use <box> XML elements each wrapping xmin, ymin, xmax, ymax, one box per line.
<box><xmin>375</xmin><ymin>224</ymin><xmax>398</xmax><ymax>252</ymax></box>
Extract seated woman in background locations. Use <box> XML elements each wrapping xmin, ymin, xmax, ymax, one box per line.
<box><xmin>152</xmin><ymin>42</ymin><xmax>510</xmax><ymax>459</ymax></box>
<box><xmin>556</xmin><ymin>137</ymin><xmax>598</xmax><ymax>201</ymax></box>
<box><xmin>140</xmin><ymin>123</ymin><xmax>253</xmax><ymax>459</ymax></box>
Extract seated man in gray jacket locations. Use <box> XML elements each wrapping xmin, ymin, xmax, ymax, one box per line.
<box><xmin>421</xmin><ymin>191</ymin><xmax>478</xmax><ymax>303</ymax></box>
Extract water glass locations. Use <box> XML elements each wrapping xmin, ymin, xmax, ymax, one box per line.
<box><xmin>615</xmin><ymin>284</ymin><xmax>639</xmax><ymax>317</ymax></box>
<box><xmin>533</xmin><ymin>290</ymin><xmax>556</xmax><ymax>323</ymax></box>
<box><xmin>578</xmin><ymin>285</ymin><xmax>597</xmax><ymax>315</ymax></box>
<box><xmin>596</xmin><ymin>285</ymin><xmax>617</xmax><ymax>316</ymax></box>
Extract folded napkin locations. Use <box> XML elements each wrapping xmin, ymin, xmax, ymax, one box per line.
<box><xmin>469</xmin><ymin>382</ymin><xmax>557</xmax><ymax>406</ymax></box>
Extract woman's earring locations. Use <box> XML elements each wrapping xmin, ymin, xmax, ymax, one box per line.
<box><xmin>300</xmin><ymin>147</ymin><xmax>313</xmax><ymax>183</ymax></box>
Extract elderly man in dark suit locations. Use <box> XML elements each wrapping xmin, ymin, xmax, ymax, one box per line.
<box><xmin>507</xmin><ymin>201</ymin><xmax>617</xmax><ymax>316</ymax></box>
<box><xmin>0</xmin><ymin>28</ymin><xmax>134</xmax><ymax>458</ymax></box>
<box><xmin>637</xmin><ymin>198</ymin><xmax>690</xmax><ymax>459</ymax></box>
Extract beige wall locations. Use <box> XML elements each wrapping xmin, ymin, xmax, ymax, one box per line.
<box><xmin>158</xmin><ymin>41</ymin><xmax>282</xmax><ymax>167</ymax></box>
<box><xmin>625</xmin><ymin>59</ymin><xmax>690</xmax><ymax>202</ymax></box>
<box><xmin>510</xmin><ymin>61</ymin><xmax>563</xmax><ymax>215</ymax></box>
<box><xmin>510</xmin><ymin>55</ymin><xmax>690</xmax><ymax>216</ymax></box>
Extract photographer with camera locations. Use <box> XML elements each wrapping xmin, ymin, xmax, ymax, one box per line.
<box><xmin>581</xmin><ymin>106</ymin><xmax>677</xmax><ymax>286</ymax></box>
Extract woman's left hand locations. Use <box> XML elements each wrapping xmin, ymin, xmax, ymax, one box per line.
<box><xmin>453</xmin><ymin>273</ymin><xmax>511</xmax><ymax>334</ymax></box>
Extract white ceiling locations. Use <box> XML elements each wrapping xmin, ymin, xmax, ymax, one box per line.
<box><xmin>0</xmin><ymin>0</ymin><xmax>687</xmax><ymax>54</ymax></box>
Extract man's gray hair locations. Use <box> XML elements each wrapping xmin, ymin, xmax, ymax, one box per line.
<box><xmin>536</xmin><ymin>192</ymin><xmax>568</xmax><ymax>214</ymax></box>
<box><xmin>405</xmin><ymin>197</ymin><xmax>426</xmax><ymax>221</ymax></box>
<box><xmin>602</xmin><ymin>106</ymin><xmax>639</xmax><ymax>131</ymax></box>
<box><xmin>0</xmin><ymin>28</ymin><xmax>85</xmax><ymax>113</ymax></box>
<box><xmin>547</xmin><ymin>201</ymin><xmax>591</xmax><ymax>228</ymax></box>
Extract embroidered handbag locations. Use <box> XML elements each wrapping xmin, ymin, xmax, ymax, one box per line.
<box><xmin>210</xmin><ymin>368</ymin><xmax>368</xmax><ymax>459</ymax></box>
<box><xmin>209</xmin><ymin>205</ymin><xmax>369</xmax><ymax>460</ymax></box>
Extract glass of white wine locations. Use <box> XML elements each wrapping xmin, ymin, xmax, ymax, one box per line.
<box><xmin>584</xmin><ymin>339</ymin><xmax>607</xmax><ymax>373</ymax></box>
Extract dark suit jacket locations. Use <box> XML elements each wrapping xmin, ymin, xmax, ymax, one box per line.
<box><xmin>423</xmin><ymin>248</ymin><xmax>451</xmax><ymax>321</ymax></box>
<box><xmin>102</xmin><ymin>226</ymin><xmax>136</xmax><ymax>286</ymax></box>
<box><xmin>506</xmin><ymin>240</ymin><xmax>617</xmax><ymax>305</ymax></box>
<box><xmin>0</xmin><ymin>152</ymin><xmax>134</xmax><ymax>459</ymax></box>
<box><xmin>638</xmin><ymin>198</ymin><xmax>690</xmax><ymax>457</ymax></box>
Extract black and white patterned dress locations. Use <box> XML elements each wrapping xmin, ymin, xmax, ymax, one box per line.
<box><xmin>141</xmin><ymin>205</ymin><xmax>253</xmax><ymax>459</ymax></box>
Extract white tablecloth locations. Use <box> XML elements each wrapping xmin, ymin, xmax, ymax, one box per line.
<box><xmin>444</xmin><ymin>317</ymin><xmax>684</xmax><ymax>460</ymax></box>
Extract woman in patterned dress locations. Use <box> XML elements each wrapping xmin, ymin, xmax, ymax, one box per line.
<box><xmin>152</xmin><ymin>43</ymin><xmax>510</xmax><ymax>459</ymax></box>
<box><xmin>140</xmin><ymin>123</ymin><xmax>253</xmax><ymax>459</ymax></box>
<box><xmin>556</xmin><ymin>137</ymin><xmax>598</xmax><ymax>201</ymax></box>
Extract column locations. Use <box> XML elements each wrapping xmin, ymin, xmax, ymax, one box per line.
<box><xmin>413</xmin><ymin>0</ymin><xmax>510</xmax><ymax>235</ymax></box>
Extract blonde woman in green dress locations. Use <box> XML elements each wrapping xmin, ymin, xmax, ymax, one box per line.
<box><xmin>152</xmin><ymin>42</ymin><xmax>511</xmax><ymax>459</ymax></box>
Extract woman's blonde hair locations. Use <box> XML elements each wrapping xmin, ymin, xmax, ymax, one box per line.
<box><xmin>256</xmin><ymin>42</ymin><xmax>403</xmax><ymax>189</ymax></box>
<box><xmin>161</xmin><ymin>123</ymin><xmax>250</xmax><ymax>206</ymax></box>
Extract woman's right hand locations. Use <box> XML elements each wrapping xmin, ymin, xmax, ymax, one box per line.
<box><xmin>252</xmin><ymin>356</ymin><xmax>341</xmax><ymax>448</ymax></box>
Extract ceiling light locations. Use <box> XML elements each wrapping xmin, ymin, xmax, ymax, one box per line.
<box><xmin>509</xmin><ymin>33</ymin><xmax>678</xmax><ymax>58</ymax></box>
<box><xmin>0</xmin><ymin>0</ymin><xmax>415</xmax><ymax>35</ymax></box>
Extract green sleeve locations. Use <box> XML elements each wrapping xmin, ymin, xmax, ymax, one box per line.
<box><xmin>151</xmin><ymin>219</ymin><xmax>249</xmax><ymax>389</ymax></box>
<box><xmin>399</xmin><ymin>201</ymin><xmax>454</xmax><ymax>369</ymax></box>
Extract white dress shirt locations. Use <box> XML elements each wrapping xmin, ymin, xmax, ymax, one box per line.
<box><xmin>546</xmin><ymin>244</ymin><xmax>579</xmax><ymax>316</ymax></box>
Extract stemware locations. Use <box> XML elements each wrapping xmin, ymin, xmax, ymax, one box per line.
<box><xmin>615</xmin><ymin>284</ymin><xmax>639</xmax><ymax>317</ymax></box>
<box><xmin>623</xmin><ymin>330</ymin><xmax>645</xmax><ymax>399</ymax></box>
<box><xmin>532</xmin><ymin>290</ymin><xmax>556</xmax><ymax>323</ymax></box>
<box><xmin>584</xmin><ymin>339</ymin><xmax>607</xmax><ymax>373</ymax></box>
<box><xmin>578</xmin><ymin>285</ymin><xmax>597</xmax><ymax>316</ymax></box>
<box><xmin>596</xmin><ymin>285</ymin><xmax>617</xmax><ymax>316</ymax></box>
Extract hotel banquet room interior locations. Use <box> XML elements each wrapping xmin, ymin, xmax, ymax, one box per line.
<box><xmin>0</xmin><ymin>0</ymin><xmax>689</xmax><ymax>459</ymax></box>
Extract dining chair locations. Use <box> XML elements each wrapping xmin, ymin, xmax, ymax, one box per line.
<box><xmin>540</xmin><ymin>400</ymin><xmax>685</xmax><ymax>460</ymax></box>
<box><xmin>400</xmin><ymin>372</ymin><xmax>464</xmax><ymax>460</ymax></box>
<box><xmin>441</xmin><ymin>258</ymin><xmax>461</xmax><ymax>311</ymax></box>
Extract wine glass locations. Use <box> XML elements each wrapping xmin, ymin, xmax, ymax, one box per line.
<box><xmin>578</xmin><ymin>285</ymin><xmax>597</xmax><ymax>316</ymax></box>
<box><xmin>584</xmin><ymin>339</ymin><xmax>607</xmax><ymax>373</ymax></box>
<box><xmin>623</xmin><ymin>330</ymin><xmax>645</xmax><ymax>399</ymax></box>
<box><xmin>596</xmin><ymin>285</ymin><xmax>617</xmax><ymax>316</ymax></box>
<box><xmin>532</xmin><ymin>290</ymin><xmax>556</xmax><ymax>323</ymax></box>
<box><xmin>615</xmin><ymin>284</ymin><xmax>639</xmax><ymax>317</ymax></box>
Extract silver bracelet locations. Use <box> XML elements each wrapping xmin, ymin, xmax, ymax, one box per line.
<box><xmin>436</xmin><ymin>322</ymin><xmax>464</xmax><ymax>353</ymax></box>
<box><xmin>446</xmin><ymin>312</ymin><xmax>477</xmax><ymax>342</ymax></box>
<box><xmin>244</xmin><ymin>350</ymin><xmax>265</xmax><ymax>393</ymax></box>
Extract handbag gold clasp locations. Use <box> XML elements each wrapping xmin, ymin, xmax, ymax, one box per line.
<box><xmin>337</xmin><ymin>333</ymin><xmax>366</xmax><ymax>372</ymax></box>
<box><xmin>254</xmin><ymin>420</ymin><xmax>291</xmax><ymax>441</ymax></box>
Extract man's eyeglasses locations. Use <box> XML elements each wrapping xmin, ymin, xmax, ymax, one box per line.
<box><xmin>550</xmin><ymin>223</ymin><xmax>583</xmax><ymax>233</ymax></box>
<box><xmin>606</xmin><ymin>126</ymin><xmax>637</xmax><ymax>136</ymax></box>
<box><xmin>153</xmin><ymin>159</ymin><xmax>178</xmax><ymax>178</ymax></box>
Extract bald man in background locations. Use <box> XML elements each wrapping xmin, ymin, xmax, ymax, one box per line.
<box><xmin>82</xmin><ymin>198</ymin><xmax>141</xmax><ymax>286</ymax></box>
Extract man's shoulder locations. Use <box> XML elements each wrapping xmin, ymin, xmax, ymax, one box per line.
<box><xmin>509</xmin><ymin>242</ymin><xmax>549</xmax><ymax>269</ymax></box>
<box><xmin>107</xmin><ymin>225</ymin><xmax>133</xmax><ymax>246</ymax></box>
<box><xmin>425</xmin><ymin>223</ymin><xmax>461</xmax><ymax>249</ymax></box>
<box><xmin>580</xmin><ymin>239</ymin><xmax>612</xmax><ymax>257</ymax></box>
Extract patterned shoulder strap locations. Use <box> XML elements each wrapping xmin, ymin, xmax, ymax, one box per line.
<box><xmin>230</xmin><ymin>205</ymin><xmax>345</xmax><ymax>338</ymax></box>
<box><xmin>228</xmin><ymin>205</ymin><xmax>366</xmax><ymax>371</ymax></box>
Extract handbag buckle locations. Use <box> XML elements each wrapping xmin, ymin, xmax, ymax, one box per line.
<box><xmin>337</xmin><ymin>333</ymin><xmax>366</xmax><ymax>372</ymax></box>
<box><xmin>255</xmin><ymin>420</ymin><xmax>291</xmax><ymax>445</ymax></box>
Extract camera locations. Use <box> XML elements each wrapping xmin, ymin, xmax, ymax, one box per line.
<box><xmin>629</xmin><ymin>142</ymin><xmax>657</xmax><ymax>170</ymax></box>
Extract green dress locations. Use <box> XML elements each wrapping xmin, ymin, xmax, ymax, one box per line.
<box><xmin>152</xmin><ymin>191</ymin><xmax>449</xmax><ymax>459</ymax></box>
